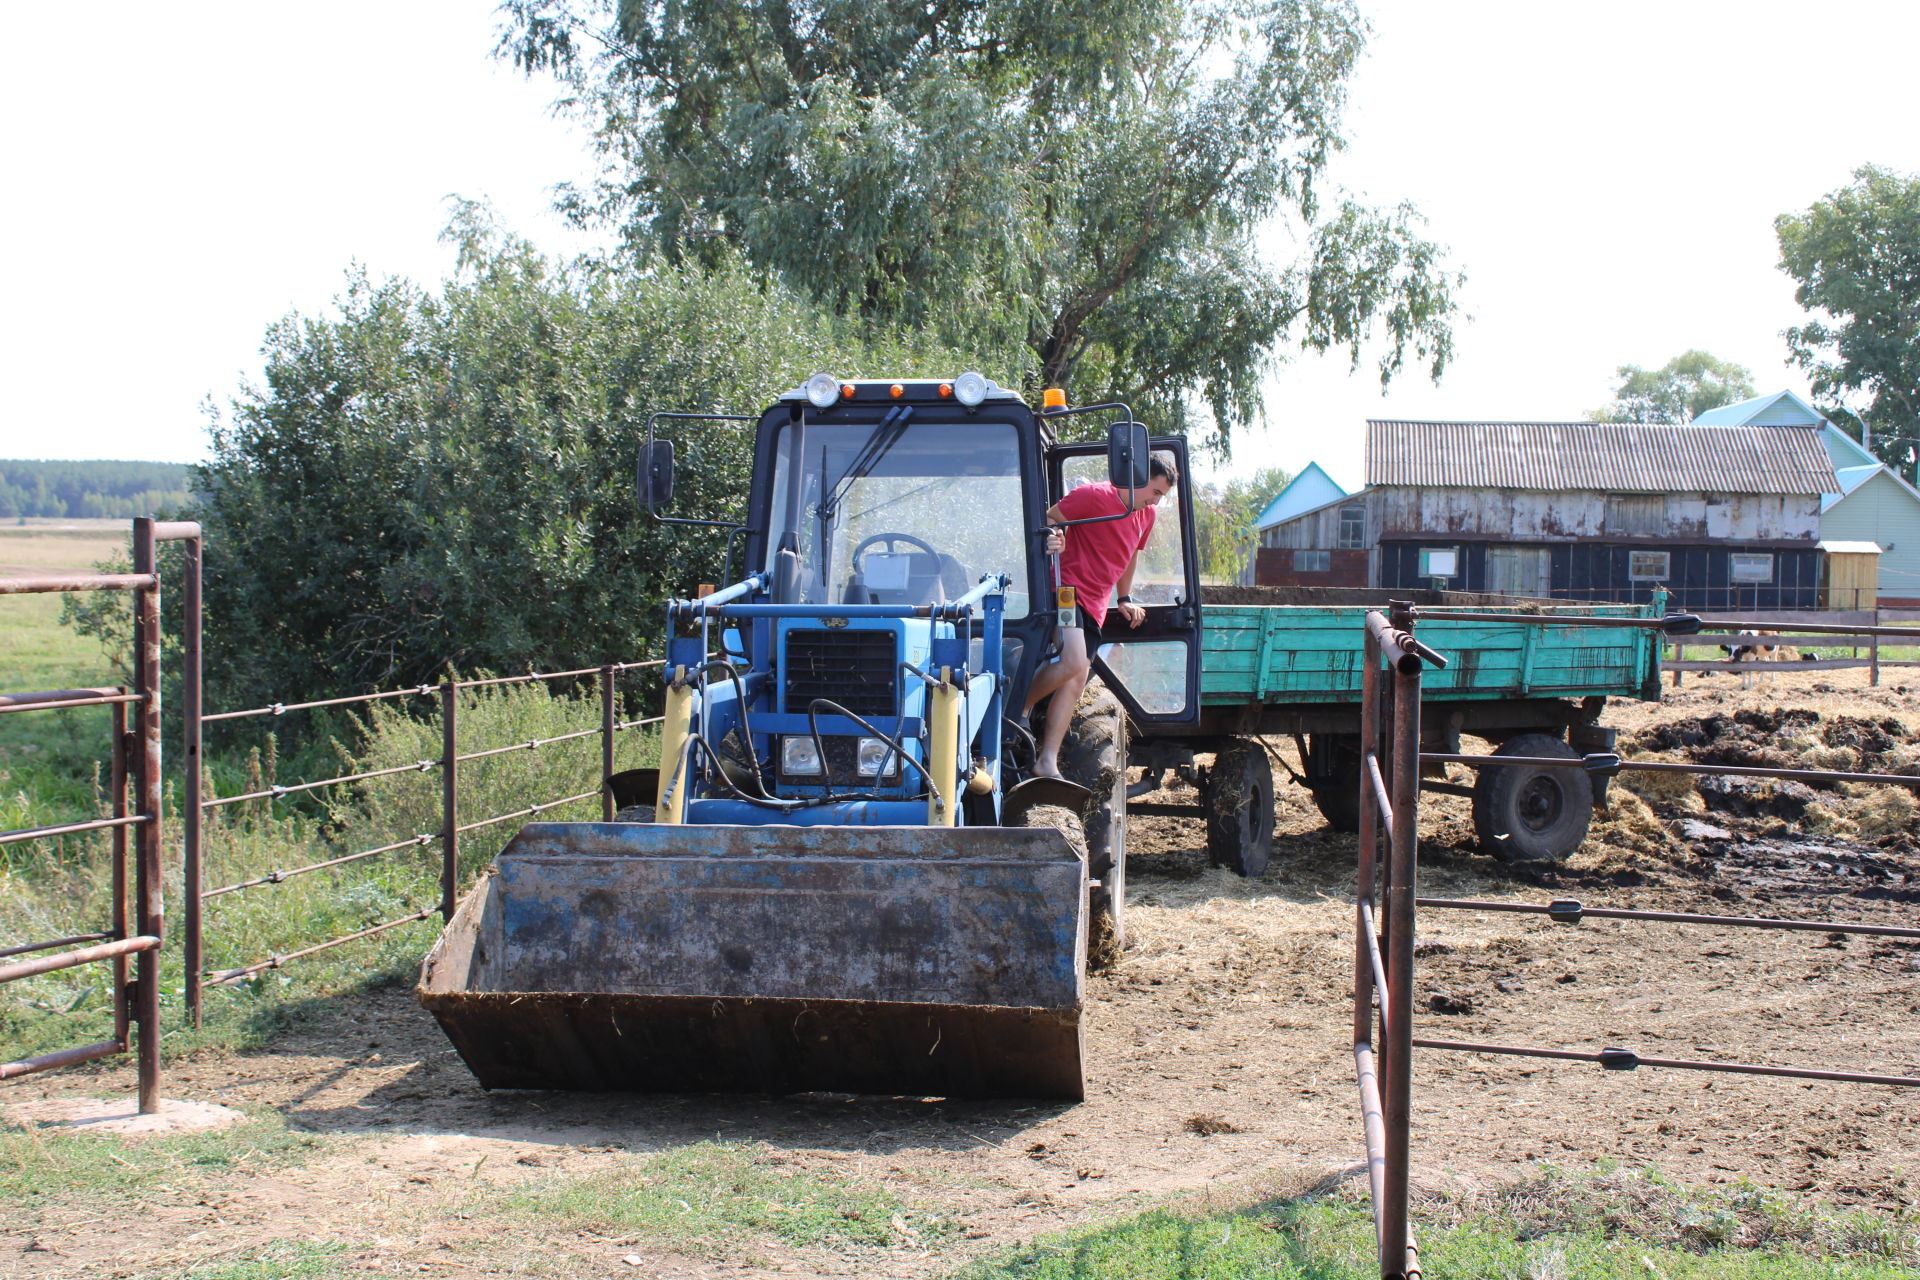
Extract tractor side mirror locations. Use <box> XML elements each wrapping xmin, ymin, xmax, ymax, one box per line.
<box><xmin>1107</xmin><ymin>420</ymin><xmax>1150</xmax><ymax>492</ymax></box>
<box><xmin>636</xmin><ymin>440</ymin><xmax>675</xmax><ymax>512</ymax></box>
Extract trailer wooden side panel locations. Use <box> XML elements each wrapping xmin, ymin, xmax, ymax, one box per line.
<box><xmin>1198</xmin><ymin>603</ymin><xmax>1660</xmax><ymax>707</ymax></box>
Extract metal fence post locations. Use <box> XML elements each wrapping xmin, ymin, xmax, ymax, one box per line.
<box><xmin>1383</xmin><ymin>601</ymin><xmax>1423</xmax><ymax>1280</ymax></box>
<box><xmin>440</xmin><ymin>679</ymin><xmax>459</xmax><ymax>921</ymax></box>
<box><xmin>111</xmin><ymin>697</ymin><xmax>130</xmax><ymax>1051</ymax></box>
<box><xmin>601</xmin><ymin>663</ymin><xmax>617</xmax><ymax>821</ymax></box>
<box><xmin>182</xmin><ymin>532</ymin><xmax>204</xmax><ymax>1027</ymax></box>
<box><xmin>130</xmin><ymin>517</ymin><xmax>163</xmax><ymax>1114</ymax></box>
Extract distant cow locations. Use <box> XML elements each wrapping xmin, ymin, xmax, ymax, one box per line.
<box><xmin>1721</xmin><ymin>630</ymin><xmax>1815</xmax><ymax>688</ymax></box>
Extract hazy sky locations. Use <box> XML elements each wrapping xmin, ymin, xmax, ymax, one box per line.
<box><xmin>5</xmin><ymin>1</ymin><xmax>1917</xmax><ymax>489</ymax></box>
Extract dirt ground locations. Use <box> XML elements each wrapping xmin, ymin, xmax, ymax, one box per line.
<box><xmin>6</xmin><ymin>665</ymin><xmax>1919</xmax><ymax>1277</ymax></box>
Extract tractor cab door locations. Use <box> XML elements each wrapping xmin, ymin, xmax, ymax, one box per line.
<box><xmin>1046</xmin><ymin>437</ymin><xmax>1203</xmax><ymax>727</ymax></box>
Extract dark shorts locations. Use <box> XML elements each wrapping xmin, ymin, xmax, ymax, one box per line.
<box><xmin>1075</xmin><ymin>603</ymin><xmax>1110</xmax><ymax>648</ymax></box>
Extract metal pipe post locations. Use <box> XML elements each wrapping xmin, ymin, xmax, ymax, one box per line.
<box><xmin>601</xmin><ymin>664</ymin><xmax>616</xmax><ymax>821</ymax></box>
<box><xmin>182</xmin><ymin>533</ymin><xmax>204</xmax><ymax>1026</ymax></box>
<box><xmin>1357</xmin><ymin>621</ymin><xmax>1382</xmax><ymax>1048</ymax></box>
<box><xmin>111</xmin><ymin>698</ymin><xmax>129</xmax><ymax>1049</ymax></box>
<box><xmin>1381</xmin><ymin>602</ymin><xmax>1424</xmax><ymax>1279</ymax></box>
<box><xmin>440</xmin><ymin>680</ymin><xmax>459</xmax><ymax>921</ymax></box>
<box><xmin>130</xmin><ymin>517</ymin><xmax>163</xmax><ymax>1114</ymax></box>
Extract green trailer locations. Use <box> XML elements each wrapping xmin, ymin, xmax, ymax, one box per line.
<box><xmin>1115</xmin><ymin>586</ymin><xmax>1664</xmax><ymax>876</ymax></box>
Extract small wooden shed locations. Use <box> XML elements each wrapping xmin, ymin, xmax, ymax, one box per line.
<box><xmin>1819</xmin><ymin>539</ymin><xmax>1882</xmax><ymax>611</ymax></box>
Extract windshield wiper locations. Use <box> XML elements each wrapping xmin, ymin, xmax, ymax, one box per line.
<box><xmin>820</xmin><ymin>406</ymin><xmax>913</xmax><ymax>521</ymax></box>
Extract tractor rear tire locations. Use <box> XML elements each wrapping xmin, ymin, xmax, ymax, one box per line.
<box><xmin>1204</xmin><ymin>738</ymin><xmax>1274</xmax><ymax>878</ymax></box>
<box><xmin>613</xmin><ymin>805</ymin><xmax>655</xmax><ymax>823</ymax></box>
<box><xmin>1061</xmin><ymin>685</ymin><xmax>1127</xmax><ymax>967</ymax></box>
<box><xmin>1472</xmin><ymin>733</ymin><xmax>1594</xmax><ymax>861</ymax></box>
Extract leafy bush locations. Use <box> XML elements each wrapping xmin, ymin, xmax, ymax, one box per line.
<box><xmin>183</xmin><ymin>216</ymin><xmax>1012</xmax><ymax>713</ymax></box>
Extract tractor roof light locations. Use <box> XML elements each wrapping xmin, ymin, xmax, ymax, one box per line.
<box><xmin>953</xmin><ymin>371</ymin><xmax>990</xmax><ymax>407</ymax></box>
<box><xmin>804</xmin><ymin>373</ymin><xmax>841</xmax><ymax>410</ymax></box>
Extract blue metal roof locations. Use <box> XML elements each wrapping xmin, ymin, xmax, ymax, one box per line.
<box><xmin>1254</xmin><ymin>461</ymin><xmax>1347</xmax><ymax>529</ymax></box>
<box><xmin>1692</xmin><ymin>389</ymin><xmax>1825</xmax><ymax>427</ymax></box>
<box><xmin>1822</xmin><ymin>463</ymin><xmax>1885</xmax><ymax>510</ymax></box>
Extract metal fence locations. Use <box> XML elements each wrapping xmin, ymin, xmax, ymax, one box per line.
<box><xmin>3</xmin><ymin>520</ymin><xmax>677</xmax><ymax>1092</ymax></box>
<box><xmin>1350</xmin><ymin>602</ymin><xmax>1920</xmax><ymax>1280</ymax></box>
<box><xmin>0</xmin><ymin>517</ymin><xmax>198</xmax><ymax>1112</ymax></box>
<box><xmin>184</xmin><ymin>655</ymin><xmax>670</xmax><ymax>1020</ymax></box>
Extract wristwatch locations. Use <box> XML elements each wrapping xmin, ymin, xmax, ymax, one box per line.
<box><xmin>1117</xmin><ymin>595</ymin><xmax>1134</xmax><ymax>604</ymax></box>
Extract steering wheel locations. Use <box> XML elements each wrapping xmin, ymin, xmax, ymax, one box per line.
<box><xmin>851</xmin><ymin>531</ymin><xmax>940</xmax><ymax>572</ymax></box>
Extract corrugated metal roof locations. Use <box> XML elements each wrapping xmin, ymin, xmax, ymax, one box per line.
<box><xmin>1366</xmin><ymin>420</ymin><xmax>1840</xmax><ymax>495</ymax></box>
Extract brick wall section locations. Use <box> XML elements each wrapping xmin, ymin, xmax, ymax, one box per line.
<box><xmin>1255</xmin><ymin>547</ymin><xmax>1367</xmax><ymax>588</ymax></box>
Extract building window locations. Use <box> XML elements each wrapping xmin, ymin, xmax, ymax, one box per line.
<box><xmin>1729</xmin><ymin>553</ymin><xmax>1774</xmax><ymax>583</ymax></box>
<box><xmin>1338</xmin><ymin>505</ymin><xmax>1366</xmax><ymax>548</ymax></box>
<box><xmin>1418</xmin><ymin>547</ymin><xmax>1458</xmax><ymax>579</ymax></box>
<box><xmin>1293</xmin><ymin>549</ymin><xmax>1330</xmax><ymax>573</ymax></box>
<box><xmin>1628</xmin><ymin>550</ymin><xmax>1670</xmax><ymax>581</ymax></box>
<box><xmin>1606</xmin><ymin>494</ymin><xmax>1668</xmax><ymax>537</ymax></box>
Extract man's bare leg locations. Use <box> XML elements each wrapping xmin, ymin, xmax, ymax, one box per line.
<box><xmin>1022</xmin><ymin>627</ymin><xmax>1080</xmax><ymax>715</ymax></box>
<box><xmin>1028</xmin><ymin>628</ymin><xmax>1091</xmax><ymax>778</ymax></box>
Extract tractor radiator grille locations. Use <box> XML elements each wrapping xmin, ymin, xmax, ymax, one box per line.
<box><xmin>783</xmin><ymin>629</ymin><xmax>898</xmax><ymax>717</ymax></box>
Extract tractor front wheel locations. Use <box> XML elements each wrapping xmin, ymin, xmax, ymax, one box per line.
<box><xmin>1061</xmin><ymin>686</ymin><xmax>1128</xmax><ymax>967</ymax></box>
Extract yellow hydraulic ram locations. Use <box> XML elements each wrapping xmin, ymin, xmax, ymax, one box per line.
<box><xmin>926</xmin><ymin>666</ymin><xmax>960</xmax><ymax>827</ymax></box>
<box><xmin>654</xmin><ymin>668</ymin><xmax>695</xmax><ymax>825</ymax></box>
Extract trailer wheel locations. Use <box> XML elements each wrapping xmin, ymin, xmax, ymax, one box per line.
<box><xmin>1472</xmin><ymin>734</ymin><xmax>1593</xmax><ymax>861</ymax></box>
<box><xmin>1204</xmin><ymin>738</ymin><xmax>1274</xmax><ymax>878</ymax></box>
<box><xmin>1304</xmin><ymin>734</ymin><xmax>1363</xmax><ymax>833</ymax></box>
<box><xmin>1061</xmin><ymin>686</ymin><xmax>1128</xmax><ymax>966</ymax></box>
<box><xmin>613</xmin><ymin>805</ymin><xmax>655</xmax><ymax>822</ymax></box>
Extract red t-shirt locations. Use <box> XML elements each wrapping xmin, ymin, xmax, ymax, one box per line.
<box><xmin>1056</xmin><ymin>481</ymin><xmax>1155</xmax><ymax>627</ymax></box>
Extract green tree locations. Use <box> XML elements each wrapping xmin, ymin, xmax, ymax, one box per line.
<box><xmin>143</xmin><ymin>215</ymin><xmax>1007</xmax><ymax>712</ymax></box>
<box><xmin>1776</xmin><ymin>165</ymin><xmax>1920</xmax><ymax>481</ymax></box>
<box><xmin>1194</xmin><ymin>465</ymin><xmax>1292</xmax><ymax>581</ymax></box>
<box><xmin>499</xmin><ymin>0</ymin><xmax>1461</xmax><ymax>452</ymax></box>
<box><xmin>1587</xmin><ymin>350</ymin><xmax>1755</xmax><ymax>424</ymax></box>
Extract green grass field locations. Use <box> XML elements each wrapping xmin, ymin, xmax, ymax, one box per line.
<box><xmin>950</xmin><ymin>1168</ymin><xmax>1919</xmax><ymax>1280</ymax></box>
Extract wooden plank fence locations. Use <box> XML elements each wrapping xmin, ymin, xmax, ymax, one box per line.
<box><xmin>1664</xmin><ymin>613</ymin><xmax>1920</xmax><ymax>687</ymax></box>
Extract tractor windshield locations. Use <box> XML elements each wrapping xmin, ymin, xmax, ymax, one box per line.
<box><xmin>765</xmin><ymin>418</ymin><xmax>1031</xmax><ymax>617</ymax></box>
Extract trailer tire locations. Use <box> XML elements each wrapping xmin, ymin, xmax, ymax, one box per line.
<box><xmin>1305</xmin><ymin>734</ymin><xmax>1363</xmax><ymax>833</ymax></box>
<box><xmin>1204</xmin><ymin>738</ymin><xmax>1274</xmax><ymax>878</ymax></box>
<box><xmin>1061</xmin><ymin>686</ymin><xmax>1127</xmax><ymax>965</ymax></box>
<box><xmin>1472</xmin><ymin>734</ymin><xmax>1593</xmax><ymax>861</ymax></box>
<box><xmin>613</xmin><ymin>805</ymin><xmax>655</xmax><ymax>823</ymax></box>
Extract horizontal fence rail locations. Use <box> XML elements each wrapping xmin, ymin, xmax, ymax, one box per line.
<box><xmin>1418</xmin><ymin>897</ymin><xmax>1920</xmax><ymax>939</ymax></box>
<box><xmin>0</xmin><ymin>687</ymin><xmax>144</xmax><ymax>715</ymax></box>
<box><xmin>0</xmin><ymin>572</ymin><xmax>156</xmax><ymax>595</ymax></box>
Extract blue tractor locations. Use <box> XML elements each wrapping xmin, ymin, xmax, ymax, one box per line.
<box><xmin>418</xmin><ymin>373</ymin><xmax>1203</xmax><ymax>1099</ymax></box>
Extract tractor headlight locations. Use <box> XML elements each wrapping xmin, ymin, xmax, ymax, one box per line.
<box><xmin>952</xmin><ymin>370</ymin><xmax>990</xmax><ymax>407</ymax></box>
<box><xmin>780</xmin><ymin>735</ymin><xmax>823</xmax><ymax>775</ymax></box>
<box><xmin>804</xmin><ymin>372</ymin><xmax>842</xmax><ymax>410</ymax></box>
<box><xmin>856</xmin><ymin>737</ymin><xmax>899</xmax><ymax>778</ymax></box>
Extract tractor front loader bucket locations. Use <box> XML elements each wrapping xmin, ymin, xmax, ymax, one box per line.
<box><xmin>417</xmin><ymin>822</ymin><xmax>1087</xmax><ymax>1099</ymax></box>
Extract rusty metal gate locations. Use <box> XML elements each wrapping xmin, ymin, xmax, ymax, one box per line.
<box><xmin>0</xmin><ymin>517</ymin><xmax>199</xmax><ymax>1112</ymax></box>
<box><xmin>1351</xmin><ymin>602</ymin><xmax>1920</xmax><ymax>1280</ymax></box>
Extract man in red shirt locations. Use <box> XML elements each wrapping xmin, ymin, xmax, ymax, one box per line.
<box><xmin>1023</xmin><ymin>456</ymin><xmax>1178</xmax><ymax>778</ymax></box>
